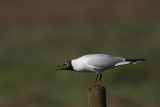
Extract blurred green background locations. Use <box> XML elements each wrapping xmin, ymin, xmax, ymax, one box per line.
<box><xmin>0</xmin><ymin>0</ymin><xmax>160</xmax><ymax>107</ymax></box>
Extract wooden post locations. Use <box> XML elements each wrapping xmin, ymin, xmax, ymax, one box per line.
<box><xmin>88</xmin><ymin>87</ymin><xmax>106</xmax><ymax>107</ymax></box>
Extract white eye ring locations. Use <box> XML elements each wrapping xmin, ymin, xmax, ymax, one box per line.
<box><xmin>64</xmin><ymin>63</ymin><xmax>68</xmax><ymax>66</ymax></box>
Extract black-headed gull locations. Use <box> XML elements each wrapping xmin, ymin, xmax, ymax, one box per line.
<box><xmin>56</xmin><ymin>54</ymin><xmax>145</xmax><ymax>88</ymax></box>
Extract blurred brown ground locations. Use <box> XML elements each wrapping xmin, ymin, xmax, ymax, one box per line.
<box><xmin>0</xmin><ymin>0</ymin><xmax>160</xmax><ymax>27</ymax></box>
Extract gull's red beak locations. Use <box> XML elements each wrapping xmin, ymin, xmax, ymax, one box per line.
<box><xmin>56</xmin><ymin>65</ymin><xmax>65</xmax><ymax>71</ymax></box>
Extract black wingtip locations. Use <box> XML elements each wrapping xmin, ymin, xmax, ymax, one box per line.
<box><xmin>126</xmin><ymin>59</ymin><xmax>146</xmax><ymax>62</ymax></box>
<box><xmin>141</xmin><ymin>59</ymin><xmax>146</xmax><ymax>61</ymax></box>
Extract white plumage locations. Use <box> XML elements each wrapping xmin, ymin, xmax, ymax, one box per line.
<box><xmin>72</xmin><ymin>54</ymin><xmax>134</xmax><ymax>73</ymax></box>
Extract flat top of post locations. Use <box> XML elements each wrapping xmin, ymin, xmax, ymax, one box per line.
<box><xmin>88</xmin><ymin>86</ymin><xmax>106</xmax><ymax>91</ymax></box>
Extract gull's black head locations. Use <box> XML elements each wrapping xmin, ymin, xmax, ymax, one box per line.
<box><xmin>56</xmin><ymin>60</ymin><xmax>74</xmax><ymax>71</ymax></box>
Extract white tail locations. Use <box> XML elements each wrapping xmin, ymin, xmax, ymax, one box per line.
<box><xmin>115</xmin><ymin>59</ymin><xmax>145</xmax><ymax>66</ymax></box>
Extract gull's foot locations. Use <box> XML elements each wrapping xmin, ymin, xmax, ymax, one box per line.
<box><xmin>87</xmin><ymin>84</ymin><xmax>97</xmax><ymax>90</ymax></box>
<box><xmin>87</xmin><ymin>86</ymin><xmax>93</xmax><ymax>90</ymax></box>
<box><xmin>97</xmin><ymin>83</ymin><xmax>100</xmax><ymax>87</ymax></box>
<box><xmin>97</xmin><ymin>81</ymin><xmax>101</xmax><ymax>87</ymax></box>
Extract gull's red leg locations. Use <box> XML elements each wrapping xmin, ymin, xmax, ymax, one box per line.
<box><xmin>97</xmin><ymin>73</ymin><xmax>102</xmax><ymax>87</ymax></box>
<box><xmin>93</xmin><ymin>74</ymin><xmax>98</xmax><ymax>87</ymax></box>
<box><xmin>88</xmin><ymin>74</ymin><xmax>99</xmax><ymax>90</ymax></box>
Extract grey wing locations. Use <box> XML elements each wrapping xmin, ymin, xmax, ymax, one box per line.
<box><xmin>86</xmin><ymin>54</ymin><xmax>124</xmax><ymax>70</ymax></box>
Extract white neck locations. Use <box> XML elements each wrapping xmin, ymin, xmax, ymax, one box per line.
<box><xmin>71</xmin><ymin>58</ymin><xmax>85</xmax><ymax>71</ymax></box>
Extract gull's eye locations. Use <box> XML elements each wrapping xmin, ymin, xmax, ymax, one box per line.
<box><xmin>64</xmin><ymin>63</ymin><xmax>68</xmax><ymax>66</ymax></box>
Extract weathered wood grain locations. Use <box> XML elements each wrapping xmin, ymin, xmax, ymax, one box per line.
<box><xmin>88</xmin><ymin>87</ymin><xmax>106</xmax><ymax>107</ymax></box>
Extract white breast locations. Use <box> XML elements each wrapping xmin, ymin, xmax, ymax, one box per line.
<box><xmin>71</xmin><ymin>57</ymin><xmax>96</xmax><ymax>72</ymax></box>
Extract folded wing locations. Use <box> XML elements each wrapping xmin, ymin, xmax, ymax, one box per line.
<box><xmin>86</xmin><ymin>54</ymin><xmax>124</xmax><ymax>70</ymax></box>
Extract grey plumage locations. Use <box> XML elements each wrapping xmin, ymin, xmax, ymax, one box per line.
<box><xmin>86</xmin><ymin>54</ymin><xmax>124</xmax><ymax>70</ymax></box>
